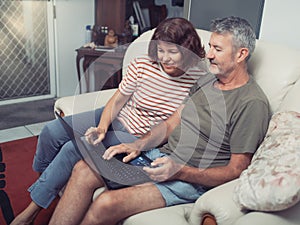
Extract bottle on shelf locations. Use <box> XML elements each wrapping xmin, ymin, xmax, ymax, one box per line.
<box><xmin>85</xmin><ymin>25</ymin><xmax>92</xmax><ymax>43</ymax></box>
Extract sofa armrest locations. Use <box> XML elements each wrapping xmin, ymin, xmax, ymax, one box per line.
<box><xmin>189</xmin><ymin>180</ymin><xmax>246</xmax><ymax>225</ymax></box>
<box><xmin>54</xmin><ymin>88</ymin><xmax>116</xmax><ymax>117</ymax></box>
<box><xmin>233</xmin><ymin>201</ymin><xmax>300</xmax><ymax>225</ymax></box>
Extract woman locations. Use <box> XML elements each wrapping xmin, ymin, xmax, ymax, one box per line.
<box><xmin>11</xmin><ymin>17</ymin><xmax>207</xmax><ymax>225</ymax></box>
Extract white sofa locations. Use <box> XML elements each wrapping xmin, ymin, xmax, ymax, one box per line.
<box><xmin>54</xmin><ymin>29</ymin><xmax>300</xmax><ymax>225</ymax></box>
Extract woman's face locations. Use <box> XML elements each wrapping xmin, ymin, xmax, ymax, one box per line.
<box><xmin>157</xmin><ymin>41</ymin><xmax>184</xmax><ymax>77</ymax></box>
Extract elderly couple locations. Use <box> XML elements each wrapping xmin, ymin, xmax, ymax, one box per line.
<box><xmin>11</xmin><ymin>16</ymin><xmax>271</xmax><ymax>225</ymax></box>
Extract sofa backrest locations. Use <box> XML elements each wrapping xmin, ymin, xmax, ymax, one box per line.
<box><xmin>248</xmin><ymin>40</ymin><xmax>300</xmax><ymax>113</ymax></box>
<box><xmin>123</xmin><ymin>29</ymin><xmax>300</xmax><ymax>114</ymax></box>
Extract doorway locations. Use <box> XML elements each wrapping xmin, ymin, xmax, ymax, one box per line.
<box><xmin>0</xmin><ymin>0</ymin><xmax>56</xmax><ymax>105</ymax></box>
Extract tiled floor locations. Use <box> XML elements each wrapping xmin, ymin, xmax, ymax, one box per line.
<box><xmin>0</xmin><ymin>121</ymin><xmax>49</xmax><ymax>143</ymax></box>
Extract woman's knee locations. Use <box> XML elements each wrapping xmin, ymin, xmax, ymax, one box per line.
<box><xmin>60</xmin><ymin>141</ymin><xmax>78</xmax><ymax>158</ymax></box>
<box><xmin>39</xmin><ymin>119</ymin><xmax>65</xmax><ymax>142</ymax></box>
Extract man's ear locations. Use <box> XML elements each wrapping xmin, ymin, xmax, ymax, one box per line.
<box><xmin>237</xmin><ymin>48</ymin><xmax>249</xmax><ymax>62</ymax></box>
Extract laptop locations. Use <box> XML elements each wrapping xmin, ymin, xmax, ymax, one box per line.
<box><xmin>55</xmin><ymin>112</ymin><xmax>154</xmax><ymax>189</ymax></box>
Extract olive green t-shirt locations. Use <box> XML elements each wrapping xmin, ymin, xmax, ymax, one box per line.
<box><xmin>160</xmin><ymin>74</ymin><xmax>271</xmax><ymax>168</ymax></box>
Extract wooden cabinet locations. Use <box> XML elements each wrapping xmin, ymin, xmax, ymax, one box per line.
<box><xmin>76</xmin><ymin>47</ymin><xmax>125</xmax><ymax>93</ymax></box>
<box><xmin>94</xmin><ymin>0</ymin><xmax>126</xmax><ymax>34</ymax></box>
<box><xmin>94</xmin><ymin>0</ymin><xmax>165</xmax><ymax>36</ymax></box>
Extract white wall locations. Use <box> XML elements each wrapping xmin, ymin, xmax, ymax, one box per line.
<box><xmin>162</xmin><ymin>0</ymin><xmax>300</xmax><ymax>51</ymax></box>
<box><xmin>155</xmin><ymin>0</ymin><xmax>184</xmax><ymax>18</ymax></box>
<box><xmin>259</xmin><ymin>0</ymin><xmax>300</xmax><ymax>50</ymax></box>
<box><xmin>54</xmin><ymin>0</ymin><xmax>94</xmax><ymax>97</ymax></box>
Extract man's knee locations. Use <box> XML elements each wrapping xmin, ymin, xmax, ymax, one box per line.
<box><xmin>73</xmin><ymin>160</ymin><xmax>89</xmax><ymax>173</ymax></box>
<box><xmin>87</xmin><ymin>192</ymin><xmax>117</xmax><ymax>224</ymax></box>
<box><xmin>71</xmin><ymin>160</ymin><xmax>104</xmax><ymax>196</ymax></box>
<box><xmin>72</xmin><ymin>160</ymin><xmax>95</xmax><ymax>181</ymax></box>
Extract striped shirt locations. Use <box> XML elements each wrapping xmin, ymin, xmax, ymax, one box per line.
<box><xmin>117</xmin><ymin>56</ymin><xmax>206</xmax><ymax>137</ymax></box>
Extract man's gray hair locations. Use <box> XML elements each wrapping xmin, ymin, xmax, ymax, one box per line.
<box><xmin>210</xmin><ymin>16</ymin><xmax>256</xmax><ymax>61</ymax></box>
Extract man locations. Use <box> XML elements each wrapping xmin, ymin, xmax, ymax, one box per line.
<box><xmin>49</xmin><ymin>16</ymin><xmax>271</xmax><ymax>225</ymax></box>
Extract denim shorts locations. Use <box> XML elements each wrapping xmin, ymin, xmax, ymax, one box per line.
<box><xmin>144</xmin><ymin>148</ymin><xmax>209</xmax><ymax>206</ymax></box>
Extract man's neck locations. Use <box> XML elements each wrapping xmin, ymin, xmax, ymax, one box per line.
<box><xmin>215</xmin><ymin>69</ymin><xmax>249</xmax><ymax>90</ymax></box>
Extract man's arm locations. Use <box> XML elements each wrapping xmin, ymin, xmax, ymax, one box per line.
<box><xmin>178</xmin><ymin>153</ymin><xmax>252</xmax><ymax>187</ymax></box>
<box><xmin>102</xmin><ymin>105</ymin><xmax>184</xmax><ymax>161</ymax></box>
<box><xmin>145</xmin><ymin>152</ymin><xmax>252</xmax><ymax>187</ymax></box>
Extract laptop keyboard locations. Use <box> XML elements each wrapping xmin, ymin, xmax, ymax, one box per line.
<box><xmin>92</xmin><ymin>147</ymin><xmax>151</xmax><ymax>184</ymax></box>
<box><xmin>80</xmin><ymin>137</ymin><xmax>152</xmax><ymax>186</ymax></box>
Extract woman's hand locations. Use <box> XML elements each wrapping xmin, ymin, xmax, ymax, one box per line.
<box><xmin>143</xmin><ymin>157</ymin><xmax>183</xmax><ymax>182</ymax></box>
<box><xmin>84</xmin><ymin>127</ymin><xmax>106</xmax><ymax>146</ymax></box>
<box><xmin>102</xmin><ymin>143</ymin><xmax>141</xmax><ymax>163</ymax></box>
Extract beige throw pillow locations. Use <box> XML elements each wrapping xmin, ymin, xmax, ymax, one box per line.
<box><xmin>233</xmin><ymin>111</ymin><xmax>300</xmax><ymax>211</ymax></box>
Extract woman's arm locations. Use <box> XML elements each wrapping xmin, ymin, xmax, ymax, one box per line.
<box><xmin>85</xmin><ymin>89</ymin><xmax>131</xmax><ymax>145</ymax></box>
<box><xmin>97</xmin><ymin>89</ymin><xmax>130</xmax><ymax>132</ymax></box>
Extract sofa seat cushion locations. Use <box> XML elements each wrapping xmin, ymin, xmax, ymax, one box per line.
<box><xmin>122</xmin><ymin>204</ymin><xmax>193</xmax><ymax>225</ymax></box>
<box><xmin>233</xmin><ymin>111</ymin><xmax>300</xmax><ymax>211</ymax></box>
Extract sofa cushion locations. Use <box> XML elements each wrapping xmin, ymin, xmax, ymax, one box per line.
<box><xmin>122</xmin><ymin>204</ymin><xmax>193</xmax><ymax>225</ymax></box>
<box><xmin>233</xmin><ymin>111</ymin><xmax>300</xmax><ymax>211</ymax></box>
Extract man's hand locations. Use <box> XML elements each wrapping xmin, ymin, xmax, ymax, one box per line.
<box><xmin>102</xmin><ymin>143</ymin><xmax>141</xmax><ymax>162</ymax></box>
<box><xmin>85</xmin><ymin>127</ymin><xmax>106</xmax><ymax>146</ymax></box>
<box><xmin>143</xmin><ymin>157</ymin><xmax>183</xmax><ymax>182</ymax></box>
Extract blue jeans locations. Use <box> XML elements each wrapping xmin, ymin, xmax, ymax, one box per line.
<box><xmin>29</xmin><ymin>107</ymin><xmax>137</xmax><ymax>208</ymax></box>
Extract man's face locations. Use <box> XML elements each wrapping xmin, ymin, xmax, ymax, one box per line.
<box><xmin>206</xmin><ymin>33</ymin><xmax>237</xmax><ymax>77</ymax></box>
